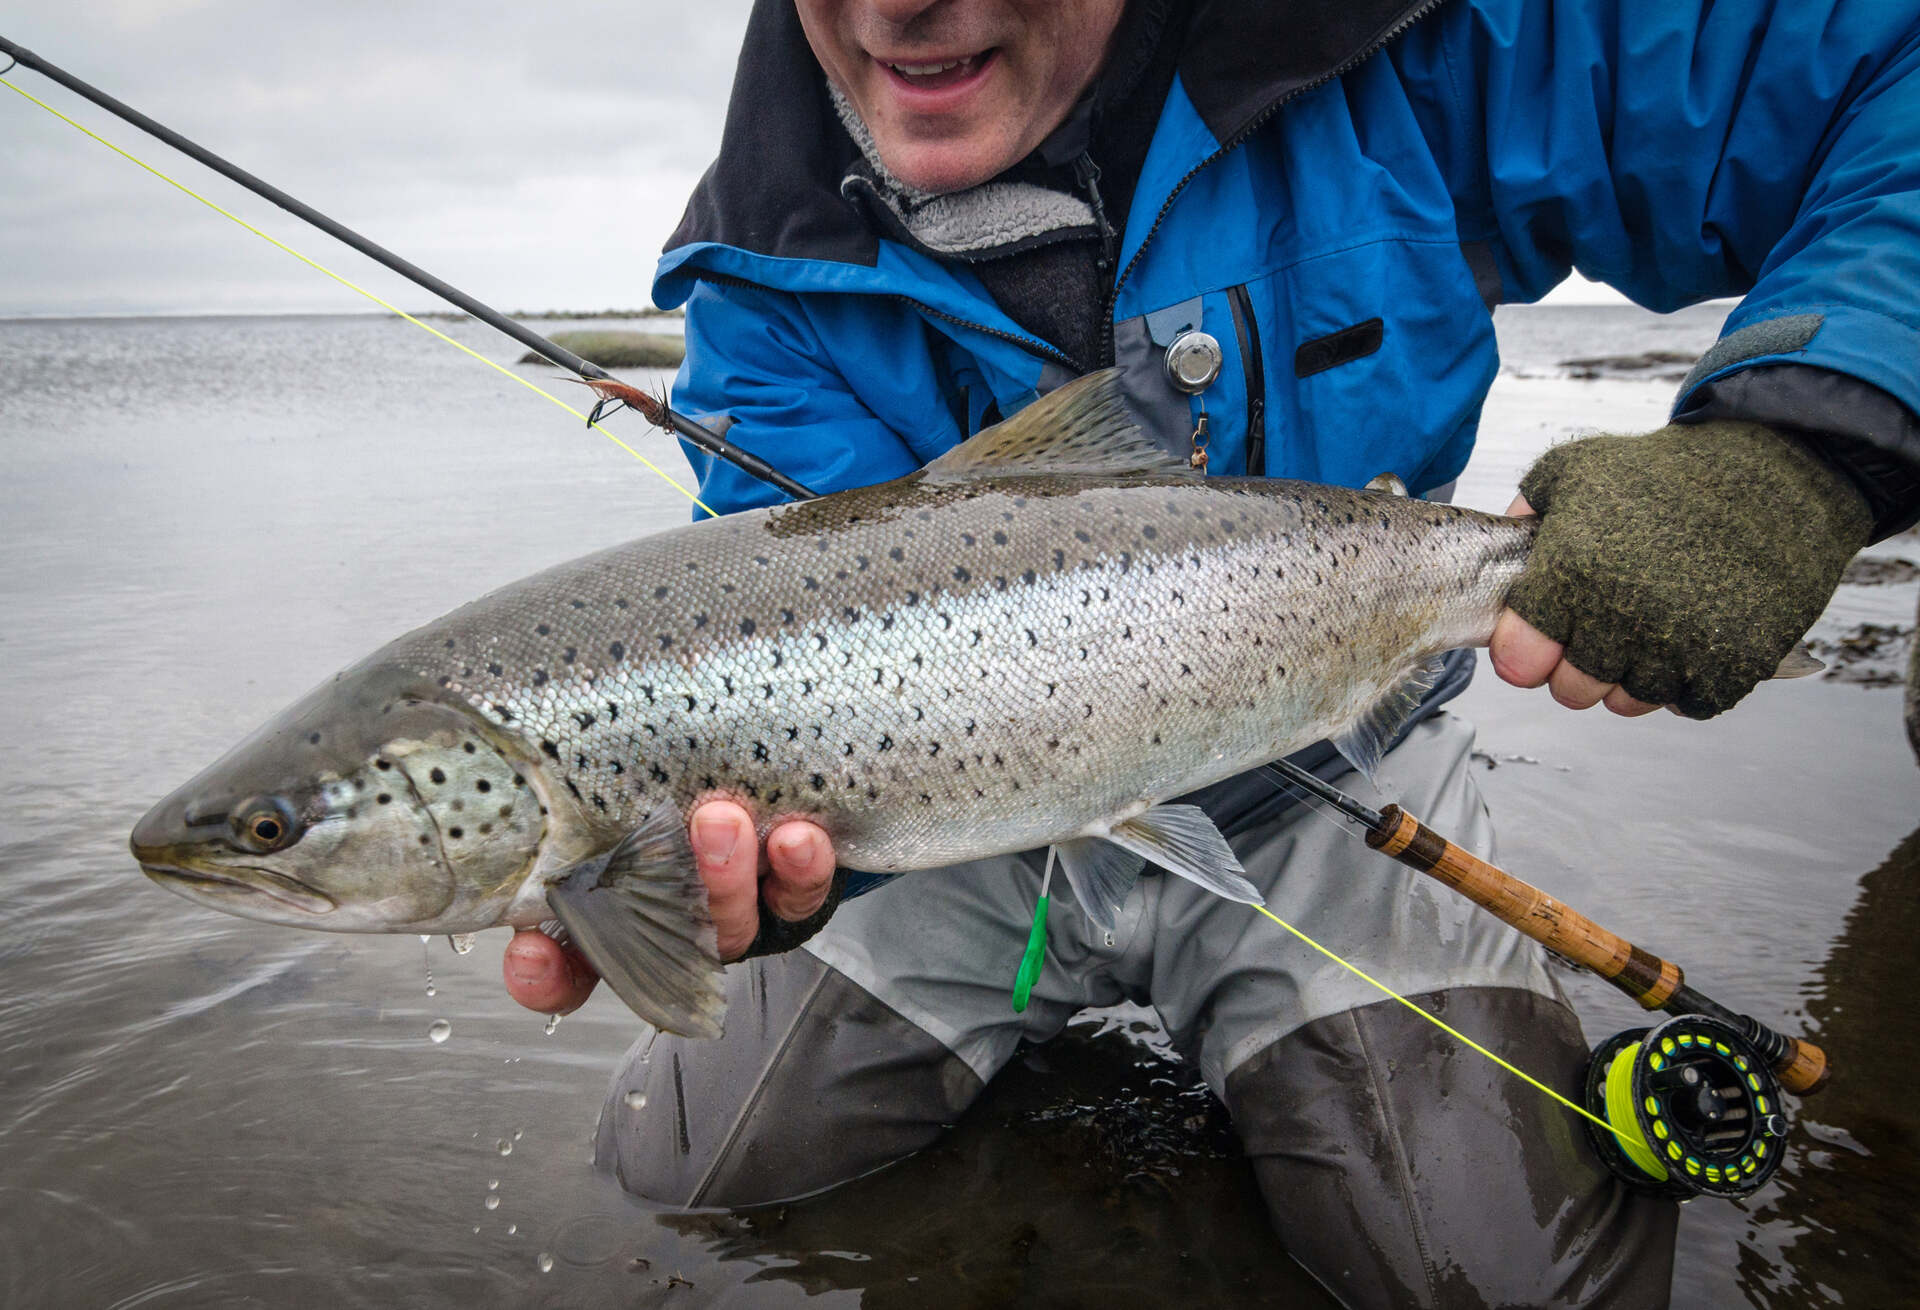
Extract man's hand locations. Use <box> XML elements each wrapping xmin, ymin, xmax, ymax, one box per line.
<box><xmin>1490</xmin><ymin>494</ymin><xmax>1663</xmax><ymax>717</ymax></box>
<box><xmin>501</xmin><ymin>801</ymin><xmax>837</xmax><ymax>1014</ymax></box>
<box><xmin>1490</xmin><ymin>420</ymin><xmax>1871</xmax><ymax>719</ymax></box>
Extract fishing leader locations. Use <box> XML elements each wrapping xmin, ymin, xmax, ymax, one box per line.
<box><xmin>504</xmin><ymin>1</ymin><xmax>1920</xmax><ymax>1305</ymax></box>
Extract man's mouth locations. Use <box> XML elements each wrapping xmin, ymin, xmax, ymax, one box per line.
<box><xmin>881</xmin><ymin>50</ymin><xmax>995</xmax><ymax>91</ymax></box>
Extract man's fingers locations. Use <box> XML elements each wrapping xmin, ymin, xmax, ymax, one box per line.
<box><xmin>1547</xmin><ymin>660</ymin><xmax>1613</xmax><ymax>710</ymax></box>
<box><xmin>1602</xmin><ymin>685</ymin><xmax>1663</xmax><ymax>717</ymax></box>
<box><xmin>502</xmin><ymin>928</ymin><xmax>599</xmax><ymax>1014</ymax></box>
<box><xmin>691</xmin><ymin>800</ymin><xmax>761</xmax><ymax>962</ymax></box>
<box><xmin>763</xmin><ymin>821</ymin><xmax>836</xmax><ymax>921</ymax></box>
<box><xmin>1489</xmin><ymin>609</ymin><xmax>1562</xmax><ymax>688</ymax></box>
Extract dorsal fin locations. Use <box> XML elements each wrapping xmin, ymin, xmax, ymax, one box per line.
<box><xmin>922</xmin><ymin>369</ymin><xmax>1194</xmax><ymax>481</ymax></box>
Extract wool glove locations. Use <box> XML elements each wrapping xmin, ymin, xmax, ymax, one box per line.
<box><xmin>1505</xmin><ymin>420</ymin><xmax>1872</xmax><ymax>719</ymax></box>
<box><xmin>738</xmin><ymin>866</ymin><xmax>849</xmax><ymax>960</ymax></box>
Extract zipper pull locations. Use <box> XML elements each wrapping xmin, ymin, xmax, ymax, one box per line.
<box><xmin>1073</xmin><ymin>152</ymin><xmax>1116</xmax><ymax>272</ymax></box>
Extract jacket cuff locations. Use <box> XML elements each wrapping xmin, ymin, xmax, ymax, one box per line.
<box><xmin>1675</xmin><ymin>363</ymin><xmax>1920</xmax><ymax>540</ymax></box>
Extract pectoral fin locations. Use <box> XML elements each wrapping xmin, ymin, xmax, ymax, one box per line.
<box><xmin>546</xmin><ymin>803</ymin><xmax>725</xmax><ymax>1039</ymax></box>
<box><xmin>1105</xmin><ymin>804</ymin><xmax>1262</xmax><ymax>905</ymax></box>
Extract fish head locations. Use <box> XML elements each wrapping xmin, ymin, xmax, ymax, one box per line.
<box><xmin>131</xmin><ymin>665</ymin><xmax>546</xmax><ymax>933</ymax></box>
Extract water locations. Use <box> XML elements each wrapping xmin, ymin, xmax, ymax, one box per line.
<box><xmin>1</xmin><ymin>304</ymin><xmax>1914</xmax><ymax>1306</ymax></box>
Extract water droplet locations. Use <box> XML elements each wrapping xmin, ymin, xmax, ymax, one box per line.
<box><xmin>419</xmin><ymin>934</ymin><xmax>432</xmax><ymax>944</ymax></box>
<box><xmin>425</xmin><ymin>984</ymin><xmax>437</xmax><ymax>997</ymax></box>
<box><xmin>448</xmin><ymin>932</ymin><xmax>478</xmax><ymax>955</ymax></box>
<box><xmin>543</xmin><ymin>1012</ymin><xmax>562</xmax><ymax>1035</ymax></box>
<box><xmin>624</xmin><ymin>1090</ymin><xmax>648</xmax><ymax>1110</ymax></box>
<box><xmin>488</xmin><ymin>1179</ymin><xmax>499</xmax><ymax>1190</ymax></box>
<box><xmin>496</xmin><ymin>1139</ymin><xmax>513</xmax><ymax>1156</ymax></box>
<box><xmin>640</xmin><ymin>1030</ymin><xmax>660</xmax><ymax>1063</ymax></box>
<box><xmin>513</xmin><ymin>1128</ymin><xmax>523</xmax><ymax>1141</ymax></box>
<box><xmin>507</xmin><ymin>1224</ymin><xmax>517</xmax><ymax>1235</ymax></box>
<box><xmin>472</xmin><ymin>1226</ymin><xmax>480</xmax><ymax>1234</ymax></box>
<box><xmin>428</xmin><ymin>1019</ymin><xmax>452</xmax><ymax>1044</ymax></box>
<box><xmin>484</xmin><ymin>1194</ymin><xmax>500</xmax><ymax>1211</ymax></box>
<box><xmin>537</xmin><ymin>1252</ymin><xmax>553</xmax><ymax>1274</ymax></box>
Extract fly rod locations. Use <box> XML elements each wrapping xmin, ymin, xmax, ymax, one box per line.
<box><xmin>1267</xmin><ymin>753</ymin><xmax>1820</xmax><ymax>1199</ymax></box>
<box><xmin>0</xmin><ymin>34</ymin><xmax>818</xmax><ymax>504</ymax></box>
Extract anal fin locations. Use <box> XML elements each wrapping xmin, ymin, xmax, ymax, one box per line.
<box><xmin>1331</xmin><ymin>653</ymin><xmax>1449</xmax><ymax>782</ymax></box>
<box><xmin>1106</xmin><ymin>804</ymin><xmax>1262</xmax><ymax>905</ymax></box>
<box><xmin>546</xmin><ymin>802</ymin><xmax>725</xmax><ymax>1038</ymax></box>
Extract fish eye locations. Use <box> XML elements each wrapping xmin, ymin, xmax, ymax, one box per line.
<box><xmin>231</xmin><ymin>796</ymin><xmax>302</xmax><ymax>853</ymax></box>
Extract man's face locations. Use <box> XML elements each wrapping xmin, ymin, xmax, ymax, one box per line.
<box><xmin>796</xmin><ymin>0</ymin><xmax>1126</xmax><ymax>195</ymax></box>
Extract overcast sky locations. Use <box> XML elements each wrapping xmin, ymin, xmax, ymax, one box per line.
<box><xmin>0</xmin><ymin>2</ymin><xmax>1625</xmax><ymax>317</ymax></box>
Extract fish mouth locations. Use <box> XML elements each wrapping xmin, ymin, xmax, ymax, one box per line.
<box><xmin>140</xmin><ymin>860</ymin><xmax>336</xmax><ymax>915</ymax></box>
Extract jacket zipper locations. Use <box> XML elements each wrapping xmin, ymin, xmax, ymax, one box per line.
<box><xmin>1111</xmin><ymin>0</ymin><xmax>1445</xmax><ymax>304</ymax></box>
<box><xmin>1226</xmin><ymin>282</ymin><xmax>1267</xmax><ymax>475</ymax></box>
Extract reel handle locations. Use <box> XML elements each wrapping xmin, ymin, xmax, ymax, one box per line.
<box><xmin>1367</xmin><ymin>805</ymin><xmax>1829</xmax><ymax>1095</ymax></box>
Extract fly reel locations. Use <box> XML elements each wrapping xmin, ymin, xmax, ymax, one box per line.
<box><xmin>1582</xmin><ymin>1014</ymin><xmax>1789</xmax><ymax>1199</ymax></box>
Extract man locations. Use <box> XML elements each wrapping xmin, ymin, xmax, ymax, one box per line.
<box><xmin>506</xmin><ymin>1</ymin><xmax>1920</xmax><ymax>1303</ymax></box>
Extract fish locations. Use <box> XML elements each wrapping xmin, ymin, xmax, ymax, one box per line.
<box><xmin>127</xmin><ymin>369</ymin><xmax>1554</xmax><ymax>1038</ymax></box>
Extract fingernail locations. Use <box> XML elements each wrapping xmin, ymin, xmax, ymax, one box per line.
<box><xmin>770</xmin><ymin>827</ymin><xmax>819</xmax><ymax>867</ymax></box>
<box><xmin>693</xmin><ymin>813</ymin><xmax>739</xmax><ymax>867</ymax></box>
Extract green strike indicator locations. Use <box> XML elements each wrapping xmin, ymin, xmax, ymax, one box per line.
<box><xmin>1012</xmin><ymin>895</ymin><xmax>1050</xmax><ymax>1012</ymax></box>
<box><xmin>1012</xmin><ymin>848</ymin><xmax>1057</xmax><ymax>1012</ymax></box>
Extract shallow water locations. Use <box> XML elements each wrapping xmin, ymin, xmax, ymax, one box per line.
<box><xmin>1</xmin><ymin>303</ymin><xmax>1914</xmax><ymax>1307</ymax></box>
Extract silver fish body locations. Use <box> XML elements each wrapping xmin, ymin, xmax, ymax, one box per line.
<box><xmin>132</xmin><ymin>373</ymin><xmax>1532</xmax><ymax>1034</ymax></box>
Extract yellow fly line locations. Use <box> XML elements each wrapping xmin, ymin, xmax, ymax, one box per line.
<box><xmin>8</xmin><ymin>67</ymin><xmax>1634</xmax><ymax>1153</ymax></box>
<box><xmin>0</xmin><ymin>73</ymin><xmax>715</xmax><ymax>519</ymax></box>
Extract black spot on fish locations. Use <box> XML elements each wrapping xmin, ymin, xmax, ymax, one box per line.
<box><xmin>650</xmin><ymin>765</ymin><xmax>670</xmax><ymax>784</ymax></box>
<box><xmin>307</xmin><ymin>732</ymin><xmax>322</xmax><ymax>745</ymax></box>
<box><xmin>532</xmin><ymin>670</ymin><xmax>549</xmax><ymax>687</ymax></box>
<box><xmin>540</xmin><ymin>741</ymin><xmax>560</xmax><ymax>760</ymax></box>
<box><xmin>659</xmin><ymin>635</ymin><xmax>674</xmax><ymax>651</ymax></box>
<box><xmin>574</xmin><ymin>712</ymin><xmax>595</xmax><ymax>730</ymax></box>
<box><xmin>444</xmin><ymin>640</ymin><xmax>456</xmax><ymax>650</ymax></box>
<box><xmin>487</xmin><ymin>663</ymin><xmax>502</xmax><ymax>676</ymax></box>
<box><xmin>565</xmin><ymin>779</ymin><xmax>583</xmax><ymax>801</ymax></box>
<box><xmin>571</xmin><ymin>599</ymin><xmax>586</xmax><ymax>609</ymax></box>
<box><xmin>377</xmin><ymin>793</ymin><xmax>392</xmax><ymax>805</ymax></box>
<box><xmin>616</xmin><ymin>597</ymin><xmax>630</xmax><ymax>609</ymax></box>
<box><xmin>738</xmin><ymin>619</ymin><xmax>756</xmax><ymax>636</ymax></box>
<box><xmin>609</xmin><ymin>641</ymin><xmax>625</xmax><ymax>660</ymax></box>
<box><xmin>448</xmin><ymin>826</ymin><xmax>463</xmax><ymax>839</ymax></box>
<box><xmin>809</xmin><ymin>773</ymin><xmax>826</xmax><ymax>791</ymax></box>
<box><xmin>428</xmin><ymin>767</ymin><xmax>446</xmax><ymax>785</ymax></box>
<box><xmin>562</xmin><ymin>647</ymin><xmax>577</xmax><ymax>664</ymax></box>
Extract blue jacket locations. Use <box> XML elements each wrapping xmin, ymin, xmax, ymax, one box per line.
<box><xmin>656</xmin><ymin>0</ymin><xmax>1920</xmax><ymax>529</ymax></box>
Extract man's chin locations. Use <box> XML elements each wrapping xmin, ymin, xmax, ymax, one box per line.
<box><xmin>878</xmin><ymin>132</ymin><xmax>1024</xmax><ymax>195</ymax></box>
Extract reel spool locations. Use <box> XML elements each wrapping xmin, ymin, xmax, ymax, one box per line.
<box><xmin>1582</xmin><ymin>1014</ymin><xmax>1789</xmax><ymax>1199</ymax></box>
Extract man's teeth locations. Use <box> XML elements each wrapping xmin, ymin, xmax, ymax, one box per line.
<box><xmin>891</xmin><ymin>57</ymin><xmax>974</xmax><ymax>76</ymax></box>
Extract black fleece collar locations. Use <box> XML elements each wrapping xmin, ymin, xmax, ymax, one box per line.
<box><xmin>664</xmin><ymin>0</ymin><xmax>1441</xmax><ymax>267</ymax></box>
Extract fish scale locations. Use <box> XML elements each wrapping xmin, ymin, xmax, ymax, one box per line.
<box><xmin>133</xmin><ymin>371</ymin><xmax>1534</xmax><ymax>1036</ymax></box>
